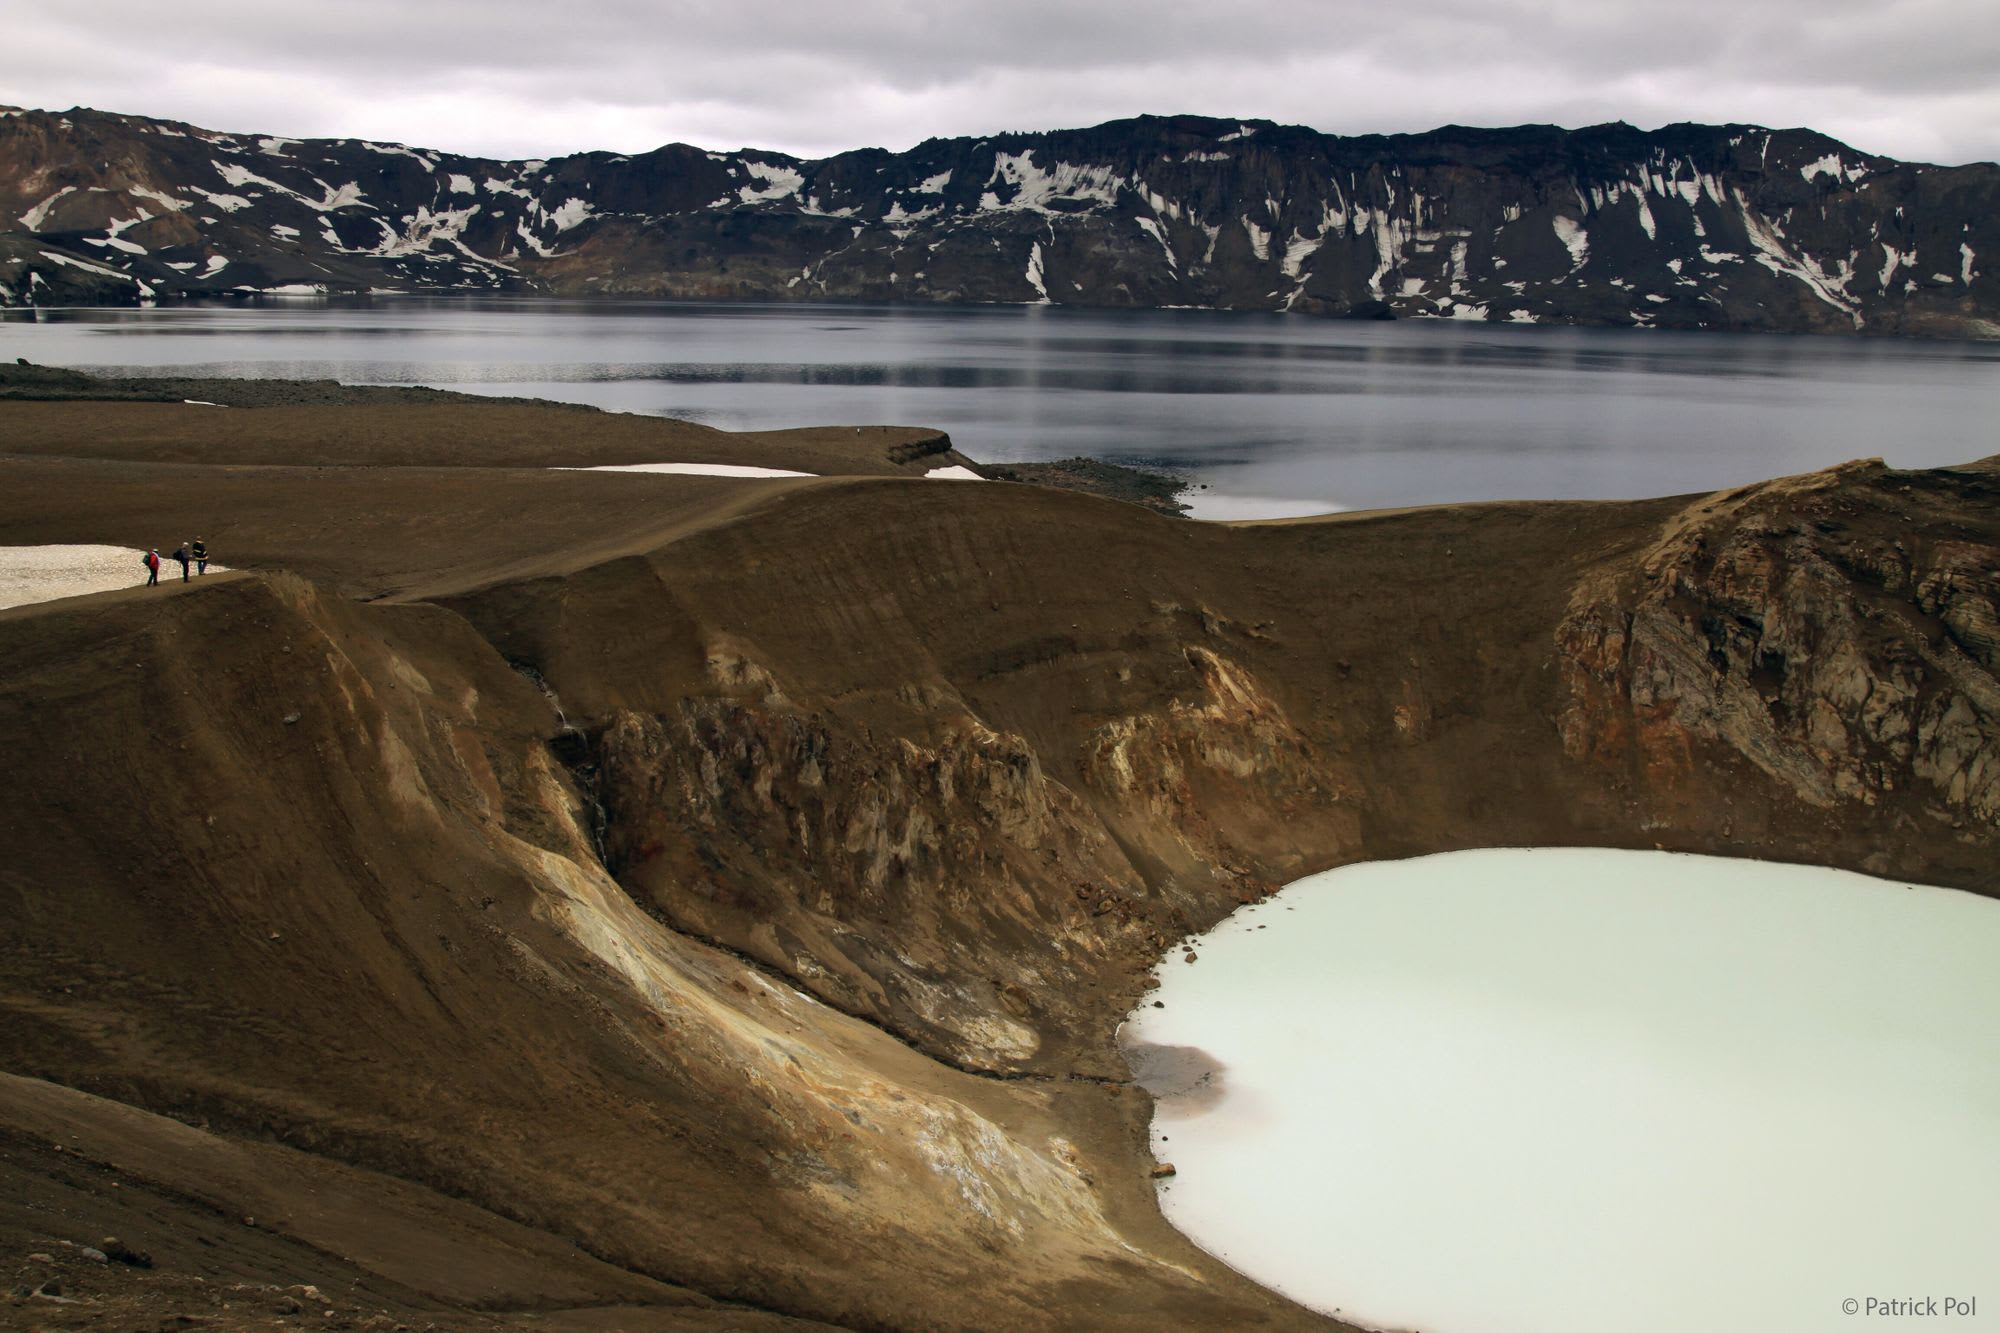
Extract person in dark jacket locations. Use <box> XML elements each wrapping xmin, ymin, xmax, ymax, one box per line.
<box><xmin>191</xmin><ymin>537</ymin><xmax>209</xmax><ymax>576</ymax></box>
<box><xmin>171</xmin><ymin>542</ymin><xmax>191</xmax><ymax>582</ymax></box>
<box><xmin>143</xmin><ymin>548</ymin><xmax>160</xmax><ymax>586</ymax></box>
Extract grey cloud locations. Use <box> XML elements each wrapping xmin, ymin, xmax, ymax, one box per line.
<box><xmin>3</xmin><ymin>0</ymin><xmax>1995</xmax><ymax>165</ymax></box>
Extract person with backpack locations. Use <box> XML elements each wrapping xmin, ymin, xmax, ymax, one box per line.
<box><xmin>191</xmin><ymin>536</ymin><xmax>208</xmax><ymax>576</ymax></box>
<box><xmin>143</xmin><ymin>548</ymin><xmax>160</xmax><ymax>586</ymax></box>
<box><xmin>171</xmin><ymin>542</ymin><xmax>191</xmax><ymax>582</ymax></box>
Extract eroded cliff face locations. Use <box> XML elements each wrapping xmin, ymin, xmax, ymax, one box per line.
<box><xmin>1558</xmin><ymin>458</ymin><xmax>2000</xmax><ymax>858</ymax></box>
<box><xmin>585</xmin><ymin>627</ymin><xmax>1344</xmax><ymax>1076</ymax></box>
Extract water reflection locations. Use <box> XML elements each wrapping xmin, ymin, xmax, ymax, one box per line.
<box><xmin>4</xmin><ymin>297</ymin><xmax>1994</xmax><ymax>512</ymax></box>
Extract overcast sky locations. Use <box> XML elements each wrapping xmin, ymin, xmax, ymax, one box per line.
<box><xmin>5</xmin><ymin>0</ymin><xmax>1997</xmax><ymax>166</ymax></box>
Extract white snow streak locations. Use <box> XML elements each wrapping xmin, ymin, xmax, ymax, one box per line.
<box><xmin>738</xmin><ymin>162</ymin><xmax>804</xmax><ymax>203</ymax></box>
<box><xmin>1025</xmin><ymin>241</ymin><xmax>1051</xmax><ymax>303</ymax></box>
<box><xmin>1553</xmin><ymin>216</ymin><xmax>1589</xmax><ymax>272</ymax></box>
<box><xmin>554</xmin><ymin>463</ymin><xmax>816</xmax><ymax>478</ymax></box>
<box><xmin>1241</xmin><ymin>217</ymin><xmax>1271</xmax><ymax>261</ymax></box>
<box><xmin>980</xmin><ymin>151</ymin><xmax>1123</xmax><ymax>214</ymax></box>
<box><xmin>37</xmin><ymin>250</ymin><xmax>134</xmax><ymax>281</ymax></box>
<box><xmin>18</xmin><ymin>186</ymin><xmax>77</xmax><ymax>231</ymax></box>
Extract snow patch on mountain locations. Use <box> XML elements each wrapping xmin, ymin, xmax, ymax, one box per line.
<box><xmin>1136</xmin><ymin>217</ymin><xmax>1177</xmax><ymax>268</ymax></box>
<box><xmin>1553</xmin><ymin>215</ymin><xmax>1589</xmax><ymax>272</ymax></box>
<box><xmin>18</xmin><ymin>186</ymin><xmax>77</xmax><ymax>231</ymax></box>
<box><xmin>213</xmin><ymin>163</ymin><xmax>364</xmax><ymax>212</ymax></box>
<box><xmin>1733</xmin><ymin>189</ymin><xmax>1860</xmax><ymax>322</ymax></box>
<box><xmin>363</xmin><ymin>141</ymin><xmax>439</xmax><ymax>172</ymax></box>
<box><xmin>981</xmin><ymin>151</ymin><xmax>1124</xmax><ymax>214</ymax></box>
<box><xmin>1281</xmin><ymin>230</ymin><xmax>1320</xmax><ymax>279</ymax></box>
<box><xmin>373</xmin><ymin>204</ymin><xmax>483</xmax><ymax>259</ymax></box>
<box><xmin>541</xmin><ymin>198</ymin><xmax>594</xmax><ymax>232</ymax></box>
<box><xmin>1879</xmin><ymin>243</ymin><xmax>1907</xmax><ymax>288</ymax></box>
<box><xmin>1242</xmin><ymin>217</ymin><xmax>1271</xmax><ymax>261</ymax></box>
<box><xmin>189</xmin><ymin>188</ymin><xmax>253</xmax><ymax>213</ymax></box>
<box><xmin>39</xmin><ymin>250</ymin><xmax>135</xmax><ymax>281</ymax></box>
<box><xmin>739</xmin><ymin>162</ymin><xmax>804</xmax><ymax>204</ymax></box>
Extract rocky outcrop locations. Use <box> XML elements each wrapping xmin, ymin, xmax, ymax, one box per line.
<box><xmin>594</xmin><ymin>690</ymin><xmax>1154</xmax><ymax>1073</ymax></box>
<box><xmin>4</xmin><ymin>105</ymin><xmax>1996</xmax><ymax>336</ymax></box>
<box><xmin>1558</xmin><ymin>459</ymin><xmax>2000</xmax><ymax>831</ymax></box>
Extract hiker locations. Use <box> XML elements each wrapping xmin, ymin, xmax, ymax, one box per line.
<box><xmin>172</xmin><ymin>541</ymin><xmax>191</xmax><ymax>582</ymax></box>
<box><xmin>191</xmin><ymin>536</ymin><xmax>209</xmax><ymax>576</ymax></box>
<box><xmin>143</xmin><ymin>548</ymin><xmax>160</xmax><ymax>586</ymax></box>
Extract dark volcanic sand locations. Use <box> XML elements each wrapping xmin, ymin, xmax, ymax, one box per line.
<box><xmin>0</xmin><ymin>374</ymin><xmax>1993</xmax><ymax>1330</ymax></box>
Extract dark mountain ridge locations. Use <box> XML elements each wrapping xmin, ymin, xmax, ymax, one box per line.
<box><xmin>3</xmin><ymin>104</ymin><xmax>1996</xmax><ymax>336</ymax></box>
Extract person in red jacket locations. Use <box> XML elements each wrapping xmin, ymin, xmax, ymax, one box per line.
<box><xmin>143</xmin><ymin>548</ymin><xmax>161</xmax><ymax>586</ymax></box>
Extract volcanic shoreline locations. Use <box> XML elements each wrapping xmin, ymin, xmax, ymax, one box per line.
<box><xmin>0</xmin><ymin>374</ymin><xmax>1994</xmax><ymax>1329</ymax></box>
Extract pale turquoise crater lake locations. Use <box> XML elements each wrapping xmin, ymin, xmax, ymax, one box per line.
<box><xmin>1123</xmin><ymin>849</ymin><xmax>2000</xmax><ymax>1333</ymax></box>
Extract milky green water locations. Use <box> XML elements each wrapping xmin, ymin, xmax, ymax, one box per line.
<box><xmin>1123</xmin><ymin>849</ymin><xmax>2000</xmax><ymax>1333</ymax></box>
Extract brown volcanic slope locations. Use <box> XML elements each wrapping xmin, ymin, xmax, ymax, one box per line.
<box><xmin>0</xmin><ymin>392</ymin><xmax>1996</xmax><ymax>1329</ymax></box>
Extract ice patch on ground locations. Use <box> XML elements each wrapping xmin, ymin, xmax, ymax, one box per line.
<box><xmin>552</xmin><ymin>463</ymin><xmax>817</xmax><ymax>479</ymax></box>
<box><xmin>1180</xmin><ymin>493</ymin><xmax>1347</xmax><ymax>522</ymax></box>
<box><xmin>0</xmin><ymin>545</ymin><xmax>228</xmax><ymax>610</ymax></box>
<box><xmin>923</xmin><ymin>465</ymin><xmax>984</xmax><ymax>480</ymax></box>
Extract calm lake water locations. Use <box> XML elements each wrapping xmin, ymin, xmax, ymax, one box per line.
<box><xmin>4</xmin><ymin>299</ymin><xmax>1997</xmax><ymax>514</ymax></box>
<box><xmin>1123</xmin><ymin>849</ymin><xmax>2000</xmax><ymax>1333</ymax></box>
